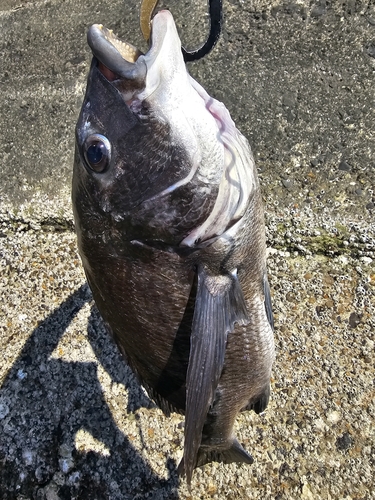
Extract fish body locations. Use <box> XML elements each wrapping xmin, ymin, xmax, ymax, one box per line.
<box><xmin>73</xmin><ymin>10</ymin><xmax>274</xmax><ymax>485</ymax></box>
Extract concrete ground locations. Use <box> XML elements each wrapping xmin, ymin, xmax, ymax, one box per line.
<box><xmin>0</xmin><ymin>0</ymin><xmax>374</xmax><ymax>499</ymax></box>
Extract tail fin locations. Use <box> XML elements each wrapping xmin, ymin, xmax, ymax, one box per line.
<box><xmin>179</xmin><ymin>438</ymin><xmax>253</xmax><ymax>477</ymax></box>
<box><xmin>197</xmin><ymin>438</ymin><xmax>254</xmax><ymax>468</ymax></box>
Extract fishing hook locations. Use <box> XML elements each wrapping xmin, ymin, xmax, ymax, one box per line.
<box><xmin>140</xmin><ymin>0</ymin><xmax>223</xmax><ymax>62</ymax></box>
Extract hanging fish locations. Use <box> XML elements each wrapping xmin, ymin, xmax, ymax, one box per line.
<box><xmin>72</xmin><ymin>1</ymin><xmax>274</xmax><ymax>487</ymax></box>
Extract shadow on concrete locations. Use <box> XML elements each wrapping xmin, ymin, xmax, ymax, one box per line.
<box><xmin>0</xmin><ymin>285</ymin><xmax>179</xmax><ymax>499</ymax></box>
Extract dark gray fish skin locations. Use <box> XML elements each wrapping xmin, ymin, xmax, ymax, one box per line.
<box><xmin>73</xmin><ymin>10</ymin><xmax>274</xmax><ymax>486</ymax></box>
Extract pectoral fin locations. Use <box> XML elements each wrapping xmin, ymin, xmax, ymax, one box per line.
<box><xmin>181</xmin><ymin>265</ymin><xmax>249</xmax><ymax>486</ymax></box>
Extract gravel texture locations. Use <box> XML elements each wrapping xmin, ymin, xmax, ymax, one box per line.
<box><xmin>1</xmin><ymin>0</ymin><xmax>374</xmax><ymax>499</ymax></box>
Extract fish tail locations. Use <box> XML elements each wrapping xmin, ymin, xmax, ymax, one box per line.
<box><xmin>178</xmin><ymin>438</ymin><xmax>253</xmax><ymax>479</ymax></box>
<box><xmin>196</xmin><ymin>438</ymin><xmax>254</xmax><ymax>467</ymax></box>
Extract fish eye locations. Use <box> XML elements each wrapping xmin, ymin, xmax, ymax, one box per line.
<box><xmin>83</xmin><ymin>134</ymin><xmax>111</xmax><ymax>173</ymax></box>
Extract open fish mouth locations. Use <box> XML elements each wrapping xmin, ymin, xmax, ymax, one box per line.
<box><xmin>87</xmin><ymin>24</ymin><xmax>144</xmax><ymax>79</ymax></box>
<box><xmin>87</xmin><ymin>10</ymin><xmax>177</xmax><ymax>89</ymax></box>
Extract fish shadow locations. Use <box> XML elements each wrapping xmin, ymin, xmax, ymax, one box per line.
<box><xmin>0</xmin><ymin>285</ymin><xmax>180</xmax><ymax>499</ymax></box>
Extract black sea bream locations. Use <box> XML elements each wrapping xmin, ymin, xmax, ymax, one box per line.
<box><xmin>72</xmin><ymin>10</ymin><xmax>274</xmax><ymax>485</ymax></box>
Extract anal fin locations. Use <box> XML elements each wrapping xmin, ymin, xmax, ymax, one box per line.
<box><xmin>181</xmin><ymin>265</ymin><xmax>249</xmax><ymax>486</ymax></box>
<box><xmin>242</xmin><ymin>383</ymin><xmax>270</xmax><ymax>414</ymax></box>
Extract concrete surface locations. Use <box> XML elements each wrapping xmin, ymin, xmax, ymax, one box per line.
<box><xmin>0</xmin><ymin>0</ymin><xmax>374</xmax><ymax>498</ymax></box>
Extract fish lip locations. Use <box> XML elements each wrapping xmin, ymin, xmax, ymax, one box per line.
<box><xmin>87</xmin><ymin>10</ymin><xmax>177</xmax><ymax>85</ymax></box>
<box><xmin>87</xmin><ymin>24</ymin><xmax>147</xmax><ymax>83</ymax></box>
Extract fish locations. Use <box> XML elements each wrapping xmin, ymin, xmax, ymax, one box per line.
<box><xmin>140</xmin><ymin>0</ymin><xmax>223</xmax><ymax>62</ymax></box>
<box><xmin>72</xmin><ymin>9</ymin><xmax>275</xmax><ymax>486</ymax></box>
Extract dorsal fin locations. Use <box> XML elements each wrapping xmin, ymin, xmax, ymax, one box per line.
<box><xmin>263</xmin><ymin>274</ymin><xmax>274</xmax><ymax>331</ymax></box>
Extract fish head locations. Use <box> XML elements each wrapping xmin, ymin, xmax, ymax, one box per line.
<box><xmin>73</xmin><ymin>11</ymin><xmax>221</xmax><ymax>245</ymax></box>
<box><xmin>73</xmin><ymin>10</ymin><xmax>256</xmax><ymax>253</ymax></box>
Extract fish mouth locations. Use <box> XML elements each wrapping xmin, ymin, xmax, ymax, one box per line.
<box><xmin>87</xmin><ymin>10</ymin><xmax>179</xmax><ymax>89</ymax></box>
<box><xmin>87</xmin><ymin>24</ymin><xmax>145</xmax><ymax>83</ymax></box>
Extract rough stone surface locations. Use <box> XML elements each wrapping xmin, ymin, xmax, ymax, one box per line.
<box><xmin>1</xmin><ymin>1</ymin><xmax>374</xmax><ymax>499</ymax></box>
